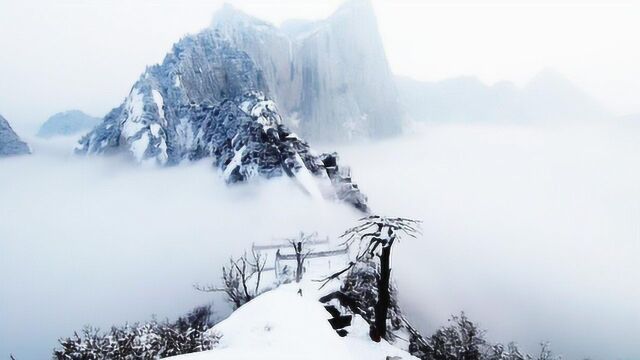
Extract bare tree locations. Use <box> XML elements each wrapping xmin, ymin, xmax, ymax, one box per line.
<box><xmin>286</xmin><ymin>232</ymin><xmax>316</xmax><ymax>282</ymax></box>
<box><xmin>317</xmin><ymin>216</ymin><xmax>421</xmax><ymax>341</ymax></box>
<box><xmin>247</xmin><ymin>249</ymin><xmax>267</xmax><ymax>295</ymax></box>
<box><xmin>195</xmin><ymin>249</ymin><xmax>267</xmax><ymax>309</ymax></box>
<box><xmin>536</xmin><ymin>342</ymin><xmax>560</xmax><ymax>360</ymax></box>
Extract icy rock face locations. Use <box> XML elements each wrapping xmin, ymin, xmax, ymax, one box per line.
<box><xmin>76</xmin><ymin>31</ymin><xmax>367</xmax><ymax>211</ymax></box>
<box><xmin>211</xmin><ymin>0</ymin><xmax>402</xmax><ymax>142</ymax></box>
<box><xmin>0</xmin><ymin>114</ymin><xmax>30</xmax><ymax>156</ymax></box>
<box><xmin>37</xmin><ymin>110</ymin><xmax>101</xmax><ymax>138</ymax></box>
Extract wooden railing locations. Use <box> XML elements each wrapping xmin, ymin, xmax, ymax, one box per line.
<box><xmin>251</xmin><ymin>237</ymin><xmax>330</xmax><ymax>251</ymax></box>
<box><xmin>275</xmin><ymin>246</ymin><xmax>349</xmax><ymax>261</ymax></box>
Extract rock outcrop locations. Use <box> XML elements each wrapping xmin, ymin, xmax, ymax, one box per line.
<box><xmin>0</xmin><ymin>114</ymin><xmax>30</xmax><ymax>156</ymax></box>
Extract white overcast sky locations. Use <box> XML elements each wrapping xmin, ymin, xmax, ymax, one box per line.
<box><xmin>0</xmin><ymin>0</ymin><xmax>639</xmax><ymax>130</ymax></box>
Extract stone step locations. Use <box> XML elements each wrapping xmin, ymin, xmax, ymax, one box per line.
<box><xmin>324</xmin><ymin>305</ymin><xmax>341</xmax><ymax>318</ymax></box>
<box><xmin>328</xmin><ymin>315</ymin><xmax>353</xmax><ymax>330</ymax></box>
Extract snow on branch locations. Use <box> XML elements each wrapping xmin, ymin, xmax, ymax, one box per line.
<box><xmin>316</xmin><ymin>216</ymin><xmax>421</xmax><ymax>288</ymax></box>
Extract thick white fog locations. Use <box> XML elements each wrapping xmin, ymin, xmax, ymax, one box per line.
<box><xmin>1</xmin><ymin>1</ymin><xmax>638</xmax><ymax>359</ymax></box>
<box><xmin>2</xmin><ymin>124</ymin><xmax>639</xmax><ymax>359</ymax></box>
<box><xmin>0</xmin><ymin>137</ymin><xmax>360</xmax><ymax>359</ymax></box>
<box><xmin>334</xmin><ymin>123</ymin><xmax>640</xmax><ymax>360</ymax></box>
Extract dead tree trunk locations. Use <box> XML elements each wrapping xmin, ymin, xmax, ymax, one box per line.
<box><xmin>295</xmin><ymin>241</ymin><xmax>303</xmax><ymax>283</ymax></box>
<box><xmin>374</xmin><ymin>244</ymin><xmax>392</xmax><ymax>341</ymax></box>
<box><xmin>289</xmin><ymin>235</ymin><xmax>311</xmax><ymax>283</ymax></box>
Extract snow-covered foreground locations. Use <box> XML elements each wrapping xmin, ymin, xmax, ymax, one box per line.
<box><xmin>172</xmin><ymin>282</ymin><xmax>415</xmax><ymax>360</ymax></box>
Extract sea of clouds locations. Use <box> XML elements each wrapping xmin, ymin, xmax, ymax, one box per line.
<box><xmin>1</xmin><ymin>122</ymin><xmax>639</xmax><ymax>360</ymax></box>
<box><xmin>335</xmin><ymin>122</ymin><xmax>640</xmax><ymax>360</ymax></box>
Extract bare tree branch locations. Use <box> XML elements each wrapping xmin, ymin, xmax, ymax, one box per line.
<box><xmin>194</xmin><ymin>251</ymin><xmax>268</xmax><ymax>309</ymax></box>
<box><xmin>313</xmin><ymin>261</ymin><xmax>357</xmax><ymax>289</ymax></box>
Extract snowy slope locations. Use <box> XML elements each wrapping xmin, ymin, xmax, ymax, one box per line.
<box><xmin>171</xmin><ymin>282</ymin><xmax>417</xmax><ymax>360</ymax></box>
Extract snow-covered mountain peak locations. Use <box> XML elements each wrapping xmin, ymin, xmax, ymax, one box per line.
<box><xmin>78</xmin><ymin>86</ymin><xmax>368</xmax><ymax>211</ymax></box>
<box><xmin>74</xmin><ymin>0</ymin><xmax>405</xmax><ymax>210</ymax></box>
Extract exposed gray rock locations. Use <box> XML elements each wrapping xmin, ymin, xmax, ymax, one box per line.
<box><xmin>211</xmin><ymin>0</ymin><xmax>403</xmax><ymax>142</ymax></box>
<box><xmin>37</xmin><ymin>110</ymin><xmax>101</xmax><ymax>138</ymax></box>
<box><xmin>0</xmin><ymin>114</ymin><xmax>30</xmax><ymax>156</ymax></box>
<box><xmin>76</xmin><ymin>31</ymin><xmax>368</xmax><ymax>211</ymax></box>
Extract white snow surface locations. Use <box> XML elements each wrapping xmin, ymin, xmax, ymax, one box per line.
<box><xmin>130</xmin><ymin>132</ymin><xmax>150</xmax><ymax>162</ymax></box>
<box><xmin>170</xmin><ymin>281</ymin><xmax>416</xmax><ymax>360</ymax></box>
<box><xmin>156</xmin><ymin>136</ymin><xmax>168</xmax><ymax>165</ymax></box>
<box><xmin>240</xmin><ymin>96</ymin><xmax>280</xmax><ymax>133</ymax></box>
<box><xmin>147</xmin><ymin>123</ymin><xmax>168</xmax><ymax>164</ymax></box>
<box><xmin>222</xmin><ymin>145</ymin><xmax>246</xmax><ymax>180</ymax></box>
<box><xmin>149</xmin><ymin>123</ymin><xmax>162</xmax><ymax>137</ymax></box>
<box><xmin>122</xmin><ymin>89</ymin><xmax>146</xmax><ymax>138</ymax></box>
<box><xmin>151</xmin><ymin>89</ymin><xmax>166</xmax><ymax>126</ymax></box>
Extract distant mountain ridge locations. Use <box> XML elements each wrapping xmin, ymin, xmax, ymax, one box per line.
<box><xmin>397</xmin><ymin>69</ymin><xmax>610</xmax><ymax>123</ymax></box>
<box><xmin>0</xmin><ymin>114</ymin><xmax>30</xmax><ymax>156</ymax></box>
<box><xmin>37</xmin><ymin>110</ymin><xmax>101</xmax><ymax>138</ymax></box>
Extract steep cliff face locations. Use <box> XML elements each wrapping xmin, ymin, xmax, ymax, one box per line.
<box><xmin>211</xmin><ymin>0</ymin><xmax>402</xmax><ymax>142</ymax></box>
<box><xmin>76</xmin><ymin>31</ymin><xmax>368</xmax><ymax>211</ymax></box>
<box><xmin>0</xmin><ymin>114</ymin><xmax>30</xmax><ymax>156</ymax></box>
